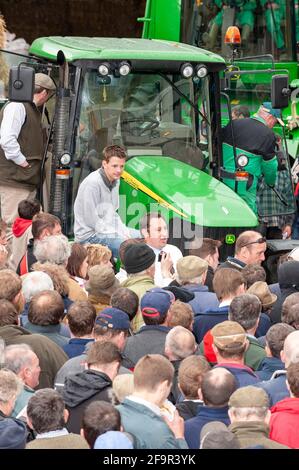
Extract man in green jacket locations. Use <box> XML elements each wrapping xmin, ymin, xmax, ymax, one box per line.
<box><xmin>222</xmin><ymin>102</ymin><xmax>279</xmax><ymax>214</ymax></box>
<box><xmin>228</xmin><ymin>386</ymin><xmax>289</xmax><ymax>448</ymax></box>
<box><xmin>117</xmin><ymin>354</ymin><xmax>188</xmax><ymax>449</ymax></box>
<box><xmin>121</xmin><ymin>243</ymin><xmax>156</xmax><ymax>332</ymax></box>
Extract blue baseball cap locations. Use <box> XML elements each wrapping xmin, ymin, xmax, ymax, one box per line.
<box><xmin>140</xmin><ymin>288</ymin><xmax>175</xmax><ymax>318</ymax></box>
<box><xmin>95</xmin><ymin>307</ymin><xmax>130</xmax><ymax>330</ymax></box>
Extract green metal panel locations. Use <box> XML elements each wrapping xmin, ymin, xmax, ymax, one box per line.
<box><xmin>29</xmin><ymin>37</ymin><xmax>225</xmax><ymax>65</ymax></box>
<box><xmin>139</xmin><ymin>0</ymin><xmax>181</xmax><ymax>41</ymax></box>
<box><xmin>120</xmin><ymin>156</ymin><xmax>257</xmax><ymax>227</ymax></box>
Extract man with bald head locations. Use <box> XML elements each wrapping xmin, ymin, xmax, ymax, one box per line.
<box><xmin>255</xmin><ymin>330</ymin><xmax>299</xmax><ymax>406</ymax></box>
<box><xmin>184</xmin><ymin>367</ymin><xmax>236</xmax><ymax>449</ymax></box>
<box><xmin>220</xmin><ymin>230</ymin><xmax>267</xmax><ymax>271</ymax></box>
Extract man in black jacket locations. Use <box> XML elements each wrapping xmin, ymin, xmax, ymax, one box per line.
<box><xmin>63</xmin><ymin>341</ymin><xmax>122</xmax><ymax>434</ymax></box>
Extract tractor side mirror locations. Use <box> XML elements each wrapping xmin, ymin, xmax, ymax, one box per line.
<box><xmin>9</xmin><ymin>65</ymin><xmax>35</xmax><ymax>102</ymax></box>
<box><xmin>271</xmin><ymin>74</ymin><xmax>290</xmax><ymax>109</ymax></box>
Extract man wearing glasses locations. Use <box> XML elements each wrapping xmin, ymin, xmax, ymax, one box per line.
<box><xmin>220</xmin><ymin>230</ymin><xmax>267</xmax><ymax>270</ymax></box>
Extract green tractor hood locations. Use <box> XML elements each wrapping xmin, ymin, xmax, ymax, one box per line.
<box><xmin>121</xmin><ymin>156</ymin><xmax>257</xmax><ymax>227</ymax></box>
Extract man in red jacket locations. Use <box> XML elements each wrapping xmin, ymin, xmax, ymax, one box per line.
<box><xmin>270</xmin><ymin>361</ymin><xmax>299</xmax><ymax>448</ymax></box>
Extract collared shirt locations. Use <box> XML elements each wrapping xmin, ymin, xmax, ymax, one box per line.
<box><xmin>147</xmin><ymin>243</ymin><xmax>183</xmax><ymax>287</ymax></box>
<box><xmin>126</xmin><ymin>395</ymin><xmax>161</xmax><ymax>416</ymax></box>
<box><xmin>0</xmin><ymin>102</ymin><xmax>27</xmax><ymax>165</ymax></box>
<box><xmin>35</xmin><ymin>428</ymin><xmax>69</xmax><ymax>439</ymax></box>
<box><xmin>218</xmin><ymin>300</ymin><xmax>231</xmax><ymax>308</ymax></box>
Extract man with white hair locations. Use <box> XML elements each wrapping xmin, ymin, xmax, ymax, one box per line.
<box><xmin>33</xmin><ymin>233</ymin><xmax>87</xmax><ymax>303</ymax></box>
<box><xmin>34</xmin><ymin>234</ymin><xmax>71</xmax><ymax>266</ymax></box>
<box><xmin>20</xmin><ymin>271</ymin><xmax>54</xmax><ymax>327</ymax></box>
<box><xmin>164</xmin><ymin>326</ymin><xmax>197</xmax><ymax>403</ymax></box>
<box><xmin>255</xmin><ymin>330</ymin><xmax>299</xmax><ymax>406</ymax></box>
<box><xmin>4</xmin><ymin>344</ymin><xmax>40</xmax><ymax>418</ymax></box>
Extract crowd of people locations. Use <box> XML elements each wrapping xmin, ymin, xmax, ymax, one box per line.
<box><xmin>0</xmin><ymin>68</ymin><xmax>298</xmax><ymax>450</ymax></box>
<box><xmin>0</xmin><ymin>201</ymin><xmax>298</xmax><ymax>450</ymax></box>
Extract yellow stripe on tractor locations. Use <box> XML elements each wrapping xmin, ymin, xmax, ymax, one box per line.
<box><xmin>121</xmin><ymin>170</ymin><xmax>188</xmax><ymax>218</ymax></box>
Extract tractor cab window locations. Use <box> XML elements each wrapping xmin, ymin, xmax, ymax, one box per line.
<box><xmin>181</xmin><ymin>0</ymin><xmax>296</xmax><ymax>61</ymax></box>
<box><xmin>74</xmin><ymin>70</ymin><xmax>212</xmax><ymax>192</ymax></box>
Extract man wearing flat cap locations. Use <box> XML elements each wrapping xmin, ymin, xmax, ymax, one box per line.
<box><xmin>211</xmin><ymin>320</ymin><xmax>260</xmax><ymax>388</ymax></box>
<box><xmin>175</xmin><ymin>255</ymin><xmax>219</xmax><ymax>314</ymax></box>
<box><xmin>228</xmin><ymin>385</ymin><xmax>288</xmax><ymax>448</ymax></box>
<box><xmin>0</xmin><ymin>72</ymin><xmax>56</xmax><ymax>240</ymax></box>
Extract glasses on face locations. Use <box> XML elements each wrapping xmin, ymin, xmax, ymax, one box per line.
<box><xmin>241</xmin><ymin>237</ymin><xmax>266</xmax><ymax>248</ymax></box>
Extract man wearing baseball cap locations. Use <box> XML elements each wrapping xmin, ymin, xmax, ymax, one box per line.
<box><xmin>0</xmin><ymin>72</ymin><xmax>56</xmax><ymax>241</ymax></box>
<box><xmin>123</xmin><ymin>288</ymin><xmax>174</xmax><ymax>366</ymax></box>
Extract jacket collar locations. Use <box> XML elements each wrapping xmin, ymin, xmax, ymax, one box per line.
<box><xmin>99</xmin><ymin>168</ymin><xmax>117</xmax><ymax>190</ymax></box>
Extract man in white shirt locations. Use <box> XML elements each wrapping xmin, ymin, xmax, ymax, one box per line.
<box><xmin>0</xmin><ymin>73</ymin><xmax>56</xmax><ymax>240</ymax></box>
<box><xmin>140</xmin><ymin>212</ymin><xmax>183</xmax><ymax>287</ymax></box>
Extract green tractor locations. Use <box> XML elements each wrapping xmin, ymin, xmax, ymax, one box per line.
<box><xmin>0</xmin><ymin>35</ymin><xmax>291</xmax><ymax>257</ymax></box>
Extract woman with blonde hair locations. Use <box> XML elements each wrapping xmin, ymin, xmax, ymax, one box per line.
<box><xmin>86</xmin><ymin>244</ymin><xmax>113</xmax><ymax>268</ymax></box>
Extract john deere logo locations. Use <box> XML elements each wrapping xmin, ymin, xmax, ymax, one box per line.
<box><xmin>225</xmin><ymin>234</ymin><xmax>236</xmax><ymax>245</ymax></box>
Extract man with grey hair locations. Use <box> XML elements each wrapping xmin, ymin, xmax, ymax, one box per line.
<box><xmin>165</xmin><ymin>326</ymin><xmax>197</xmax><ymax>362</ymax></box>
<box><xmin>228</xmin><ymin>294</ymin><xmax>266</xmax><ymax>370</ymax></box>
<box><xmin>228</xmin><ymin>385</ymin><xmax>288</xmax><ymax>448</ymax></box>
<box><xmin>20</xmin><ymin>271</ymin><xmax>54</xmax><ymax>328</ymax></box>
<box><xmin>175</xmin><ymin>256</ymin><xmax>218</xmax><ymax>314</ymax></box>
<box><xmin>33</xmin><ymin>234</ymin><xmax>71</xmax><ymax>266</ymax></box>
<box><xmin>0</xmin><ymin>368</ymin><xmax>27</xmax><ymax>449</ymax></box>
<box><xmin>255</xmin><ymin>330</ymin><xmax>299</xmax><ymax>406</ymax></box>
<box><xmin>4</xmin><ymin>344</ymin><xmax>40</xmax><ymax>418</ymax></box>
<box><xmin>32</xmin><ymin>234</ymin><xmax>87</xmax><ymax>304</ymax></box>
<box><xmin>164</xmin><ymin>326</ymin><xmax>197</xmax><ymax>404</ymax></box>
<box><xmin>22</xmin><ymin>271</ymin><xmax>54</xmax><ymax>303</ymax></box>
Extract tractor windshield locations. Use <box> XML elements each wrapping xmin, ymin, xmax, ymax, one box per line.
<box><xmin>74</xmin><ymin>70</ymin><xmax>212</xmax><ymax>183</ymax></box>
